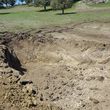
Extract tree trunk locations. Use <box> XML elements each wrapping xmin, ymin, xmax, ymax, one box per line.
<box><xmin>61</xmin><ymin>3</ymin><xmax>65</xmax><ymax>14</ymax></box>
<box><xmin>44</xmin><ymin>5</ymin><xmax>46</xmax><ymax>11</ymax></box>
<box><xmin>62</xmin><ymin>8</ymin><xmax>64</xmax><ymax>14</ymax></box>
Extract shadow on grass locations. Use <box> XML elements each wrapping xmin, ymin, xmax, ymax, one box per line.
<box><xmin>0</xmin><ymin>6</ymin><xmax>6</xmax><ymax>9</ymax></box>
<box><xmin>0</xmin><ymin>12</ymin><xmax>11</xmax><ymax>15</ymax></box>
<box><xmin>56</xmin><ymin>12</ymin><xmax>77</xmax><ymax>15</ymax></box>
<box><xmin>37</xmin><ymin>8</ymin><xmax>52</xmax><ymax>12</ymax></box>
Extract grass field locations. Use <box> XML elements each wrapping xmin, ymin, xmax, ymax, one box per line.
<box><xmin>0</xmin><ymin>4</ymin><xmax>110</xmax><ymax>32</ymax></box>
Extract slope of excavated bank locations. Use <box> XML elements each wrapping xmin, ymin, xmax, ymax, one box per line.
<box><xmin>0</xmin><ymin>44</ymin><xmax>62</xmax><ymax>110</ymax></box>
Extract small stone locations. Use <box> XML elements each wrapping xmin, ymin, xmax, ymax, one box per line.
<box><xmin>26</xmin><ymin>84</ymin><xmax>34</xmax><ymax>93</ymax></box>
<box><xmin>20</xmin><ymin>80</ymin><xmax>33</xmax><ymax>85</ymax></box>
<box><xmin>52</xmin><ymin>96</ymin><xmax>59</xmax><ymax>101</ymax></box>
<box><xmin>96</xmin><ymin>76</ymin><xmax>104</xmax><ymax>82</ymax></box>
<box><xmin>32</xmin><ymin>97</ymin><xmax>37</xmax><ymax>106</ymax></box>
<box><xmin>89</xmin><ymin>97</ymin><xmax>99</xmax><ymax>104</ymax></box>
<box><xmin>22</xmin><ymin>83</ymin><xmax>37</xmax><ymax>96</ymax></box>
<box><xmin>86</xmin><ymin>76</ymin><xmax>95</xmax><ymax>81</ymax></box>
<box><xmin>40</xmin><ymin>94</ymin><xmax>44</xmax><ymax>101</ymax></box>
<box><xmin>44</xmin><ymin>86</ymin><xmax>49</xmax><ymax>90</ymax></box>
<box><xmin>76</xmin><ymin>87</ymin><xmax>83</xmax><ymax>90</ymax></box>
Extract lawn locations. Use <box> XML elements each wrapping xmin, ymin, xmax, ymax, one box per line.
<box><xmin>0</xmin><ymin>5</ymin><xmax>110</xmax><ymax>32</ymax></box>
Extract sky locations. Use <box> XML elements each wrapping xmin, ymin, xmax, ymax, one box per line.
<box><xmin>16</xmin><ymin>0</ymin><xmax>25</xmax><ymax>5</ymax></box>
<box><xmin>16</xmin><ymin>0</ymin><xmax>20</xmax><ymax>4</ymax></box>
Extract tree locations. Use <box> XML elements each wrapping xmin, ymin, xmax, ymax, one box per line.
<box><xmin>0</xmin><ymin>0</ymin><xmax>3</xmax><ymax>7</ymax></box>
<box><xmin>25</xmin><ymin>0</ymin><xmax>32</xmax><ymax>5</ymax></box>
<box><xmin>35</xmin><ymin>0</ymin><xmax>50</xmax><ymax>11</ymax></box>
<box><xmin>51</xmin><ymin>0</ymin><xmax>73</xmax><ymax>14</ymax></box>
<box><xmin>2</xmin><ymin>0</ymin><xmax>9</xmax><ymax>6</ymax></box>
<box><xmin>8</xmin><ymin>0</ymin><xmax>16</xmax><ymax>6</ymax></box>
<box><xmin>0</xmin><ymin>0</ymin><xmax>16</xmax><ymax>7</ymax></box>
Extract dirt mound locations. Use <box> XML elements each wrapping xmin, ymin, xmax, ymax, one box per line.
<box><xmin>0</xmin><ymin>22</ymin><xmax>110</xmax><ymax>110</ymax></box>
<box><xmin>0</xmin><ymin>45</ymin><xmax>62</xmax><ymax>110</ymax></box>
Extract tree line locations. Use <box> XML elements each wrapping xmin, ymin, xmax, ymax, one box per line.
<box><xmin>0</xmin><ymin>0</ymin><xmax>16</xmax><ymax>6</ymax></box>
<box><xmin>35</xmin><ymin>0</ymin><xmax>75</xmax><ymax>14</ymax></box>
<box><xmin>0</xmin><ymin>0</ymin><xmax>79</xmax><ymax>14</ymax></box>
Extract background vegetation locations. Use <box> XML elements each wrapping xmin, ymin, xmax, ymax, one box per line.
<box><xmin>0</xmin><ymin>0</ymin><xmax>110</xmax><ymax>32</ymax></box>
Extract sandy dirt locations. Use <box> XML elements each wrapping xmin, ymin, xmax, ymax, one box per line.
<box><xmin>0</xmin><ymin>22</ymin><xmax>110</xmax><ymax>110</ymax></box>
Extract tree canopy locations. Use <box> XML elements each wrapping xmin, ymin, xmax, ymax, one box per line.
<box><xmin>35</xmin><ymin>0</ymin><xmax>50</xmax><ymax>11</ymax></box>
<box><xmin>51</xmin><ymin>0</ymin><xmax>73</xmax><ymax>14</ymax></box>
<box><xmin>0</xmin><ymin>0</ymin><xmax>16</xmax><ymax>6</ymax></box>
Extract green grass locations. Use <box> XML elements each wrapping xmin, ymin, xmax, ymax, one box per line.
<box><xmin>0</xmin><ymin>5</ymin><xmax>110</xmax><ymax>32</ymax></box>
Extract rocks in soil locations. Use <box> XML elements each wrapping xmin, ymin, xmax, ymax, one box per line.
<box><xmin>20</xmin><ymin>80</ymin><xmax>33</xmax><ymax>85</ymax></box>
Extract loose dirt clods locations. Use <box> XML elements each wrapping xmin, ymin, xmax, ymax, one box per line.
<box><xmin>0</xmin><ymin>22</ymin><xmax>110</xmax><ymax>110</ymax></box>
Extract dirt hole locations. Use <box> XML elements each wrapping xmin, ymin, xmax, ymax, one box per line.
<box><xmin>1</xmin><ymin>22</ymin><xmax>110</xmax><ymax>110</ymax></box>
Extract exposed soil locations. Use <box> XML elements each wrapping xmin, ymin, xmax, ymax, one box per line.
<box><xmin>0</xmin><ymin>22</ymin><xmax>110</xmax><ymax>110</ymax></box>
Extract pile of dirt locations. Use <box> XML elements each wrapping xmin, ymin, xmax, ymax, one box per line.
<box><xmin>0</xmin><ymin>45</ymin><xmax>62</xmax><ymax>110</ymax></box>
<box><xmin>83</xmin><ymin>0</ymin><xmax>108</xmax><ymax>4</ymax></box>
<box><xmin>75</xmin><ymin>1</ymin><xmax>91</xmax><ymax>11</ymax></box>
<box><xmin>0</xmin><ymin>22</ymin><xmax>110</xmax><ymax>110</ymax></box>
